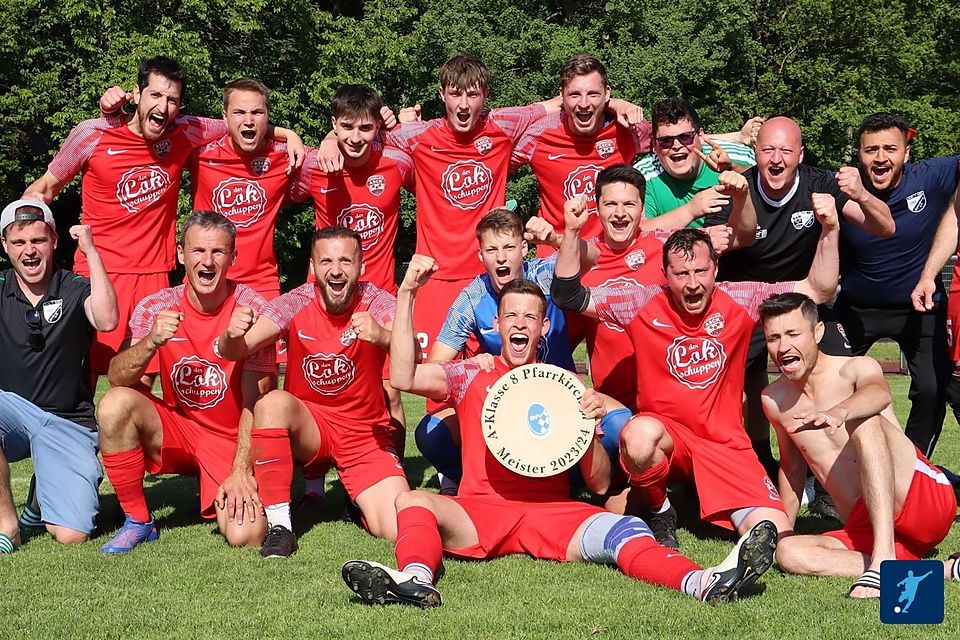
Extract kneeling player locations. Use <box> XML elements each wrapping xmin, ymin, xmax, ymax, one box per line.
<box><xmin>96</xmin><ymin>211</ymin><xmax>275</xmax><ymax>552</ymax></box>
<box><xmin>341</xmin><ymin>258</ymin><xmax>778</xmax><ymax>607</ymax></box>
<box><xmin>218</xmin><ymin>226</ymin><xmax>410</xmax><ymax>557</ymax></box>
<box><xmin>759</xmin><ymin>293</ymin><xmax>959</xmax><ymax>598</ymax></box>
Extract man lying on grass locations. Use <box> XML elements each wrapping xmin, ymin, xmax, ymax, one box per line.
<box><xmin>760</xmin><ymin>292</ymin><xmax>960</xmax><ymax>598</ymax></box>
<box><xmin>341</xmin><ymin>257</ymin><xmax>778</xmax><ymax>607</ymax></box>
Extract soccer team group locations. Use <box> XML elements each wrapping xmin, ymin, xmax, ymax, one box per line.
<box><xmin>1</xmin><ymin>51</ymin><xmax>960</xmax><ymax>607</ymax></box>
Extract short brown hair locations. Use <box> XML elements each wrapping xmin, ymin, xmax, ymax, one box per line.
<box><xmin>475</xmin><ymin>208</ymin><xmax>523</xmax><ymax>242</ymax></box>
<box><xmin>498</xmin><ymin>278</ymin><xmax>547</xmax><ymax>316</ymax></box>
<box><xmin>439</xmin><ymin>54</ymin><xmax>490</xmax><ymax>92</ymax></box>
<box><xmin>223</xmin><ymin>77</ymin><xmax>270</xmax><ymax>112</ymax></box>
<box><xmin>312</xmin><ymin>225</ymin><xmax>363</xmax><ymax>259</ymax></box>
<box><xmin>330</xmin><ymin>84</ymin><xmax>384</xmax><ymax>123</ymax></box>
<box><xmin>662</xmin><ymin>228</ymin><xmax>717</xmax><ymax>271</ymax></box>
<box><xmin>180</xmin><ymin>210</ymin><xmax>237</xmax><ymax>252</ymax></box>
<box><xmin>559</xmin><ymin>54</ymin><xmax>608</xmax><ymax>90</ymax></box>
<box><xmin>758</xmin><ymin>292</ymin><xmax>819</xmax><ymax>326</ymax></box>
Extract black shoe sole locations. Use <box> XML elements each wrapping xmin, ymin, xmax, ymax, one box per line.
<box><xmin>704</xmin><ymin>521</ymin><xmax>778</xmax><ymax>604</ymax></box>
<box><xmin>342</xmin><ymin>561</ymin><xmax>441</xmax><ymax>608</ymax></box>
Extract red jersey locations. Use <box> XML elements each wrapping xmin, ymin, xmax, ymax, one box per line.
<box><xmin>591</xmin><ymin>281</ymin><xmax>795</xmax><ymax>446</ymax></box>
<box><xmin>48</xmin><ymin>115</ymin><xmax>226</xmax><ymax>275</ymax></box>
<box><xmin>439</xmin><ymin>357</ymin><xmax>573</xmax><ymax>501</ymax></box>
<box><xmin>385</xmin><ymin>105</ymin><xmax>545</xmax><ymax>280</ymax></box>
<box><xmin>262</xmin><ymin>282</ymin><xmax>396</xmax><ymax>427</ymax></box>
<box><xmin>190</xmin><ymin>134</ymin><xmax>293</xmax><ymax>295</ymax></box>
<box><xmin>512</xmin><ymin>113</ymin><xmax>652</xmax><ymax>255</ymax></box>
<box><xmin>128</xmin><ymin>283</ymin><xmax>275</xmax><ymax>440</ymax></box>
<box><xmin>290</xmin><ymin>147</ymin><xmax>414</xmax><ymax>293</ymax></box>
<box><xmin>566</xmin><ymin>233</ymin><xmax>667</xmax><ymax>410</ymax></box>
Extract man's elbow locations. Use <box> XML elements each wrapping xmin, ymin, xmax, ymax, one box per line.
<box><xmin>873</xmin><ymin>219</ymin><xmax>896</xmax><ymax>238</ymax></box>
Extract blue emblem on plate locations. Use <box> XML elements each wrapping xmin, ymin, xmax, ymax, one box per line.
<box><xmin>527</xmin><ymin>403</ymin><xmax>551</xmax><ymax>439</ymax></box>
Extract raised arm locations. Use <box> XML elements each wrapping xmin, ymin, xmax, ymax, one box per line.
<box><xmin>837</xmin><ymin>167</ymin><xmax>895</xmax><ymax>237</ymax></box>
<box><xmin>795</xmin><ymin>193</ymin><xmax>840</xmax><ymax>304</ymax></box>
<box><xmin>73</xmin><ymin>225</ymin><xmax>118</xmax><ymax>331</ymax></box>
<box><xmin>217</xmin><ymin>307</ymin><xmax>282</xmax><ymax>362</ymax></box>
<box><xmin>107</xmin><ymin>311</ymin><xmax>182</xmax><ymax>387</ymax></box>
<box><xmin>523</xmin><ymin>216</ymin><xmax>600</xmax><ymax>269</ymax></box>
<box><xmin>912</xmin><ymin>195</ymin><xmax>959</xmax><ymax>311</ymax></box>
<box><xmin>551</xmin><ymin>196</ymin><xmax>599</xmax><ymax>319</ymax></box>
<box><xmin>23</xmin><ymin>172</ymin><xmax>67</xmax><ymax>205</ymax></box>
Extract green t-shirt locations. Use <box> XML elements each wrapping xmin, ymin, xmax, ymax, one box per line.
<box><xmin>642</xmin><ymin>161</ymin><xmax>720</xmax><ymax>228</ymax></box>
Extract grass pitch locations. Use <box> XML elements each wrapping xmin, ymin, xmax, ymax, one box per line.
<box><xmin>3</xmin><ymin>374</ymin><xmax>959</xmax><ymax>639</ymax></box>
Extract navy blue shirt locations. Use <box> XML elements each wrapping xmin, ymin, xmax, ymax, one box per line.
<box><xmin>839</xmin><ymin>156</ymin><xmax>960</xmax><ymax>306</ymax></box>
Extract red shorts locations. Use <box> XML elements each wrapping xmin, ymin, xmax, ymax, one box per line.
<box><xmin>302</xmin><ymin>401</ymin><xmax>405</xmax><ymax>501</ymax></box>
<box><xmin>445</xmin><ymin>495</ymin><xmax>605</xmax><ymax>562</ymax></box>
<box><xmin>947</xmin><ymin>263</ymin><xmax>960</xmax><ymax>362</ymax></box>
<box><xmin>145</xmin><ymin>397</ymin><xmax>236</xmax><ymax>519</ymax></box>
<box><xmin>651</xmin><ymin>413</ymin><xmax>784</xmax><ymax>529</ymax></box>
<box><xmin>89</xmin><ymin>272</ymin><xmax>169</xmax><ymax>374</ymax></box>
<box><xmin>824</xmin><ymin>452</ymin><xmax>957</xmax><ymax>559</ymax></box>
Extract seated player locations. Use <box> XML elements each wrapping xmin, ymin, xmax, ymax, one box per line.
<box><xmin>96</xmin><ymin>211</ymin><xmax>276</xmax><ymax>553</ymax></box>
<box><xmin>551</xmin><ymin>186</ymin><xmax>841</xmax><ymax>549</ymax></box>
<box><xmin>341</xmin><ymin>259</ymin><xmax>779</xmax><ymax>608</ymax></box>
<box><xmin>217</xmin><ymin>226</ymin><xmax>410</xmax><ymax>557</ymax></box>
<box><xmin>759</xmin><ymin>292</ymin><xmax>959</xmax><ymax>598</ymax></box>
<box><xmin>0</xmin><ymin>201</ymin><xmax>117</xmax><ymax>551</ymax></box>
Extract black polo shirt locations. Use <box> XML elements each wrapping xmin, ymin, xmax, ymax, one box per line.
<box><xmin>0</xmin><ymin>268</ymin><xmax>96</xmax><ymax>430</ymax></box>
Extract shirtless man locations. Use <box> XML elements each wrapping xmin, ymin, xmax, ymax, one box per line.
<box><xmin>759</xmin><ymin>292</ymin><xmax>958</xmax><ymax>598</ymax></box>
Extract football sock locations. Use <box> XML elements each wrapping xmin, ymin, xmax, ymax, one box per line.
<box><xmin>395</xmin><ymin>506</ymin><xmax>442</xmax><ymax>582</ymax></box>
<box><xmin>415</xmin><ymin>414</ymin><xmax>462</xmax><ymax>482</ymax></box>
<box><xmin>304</xmin><ymin>478</ymin><xmax>326</xmax><ymax>498</ymax></box>
<box><xmin>616</xmin><ymin>536</ymin><xmax>699</xmax><ymax>592</ymax></box>
<box><xmin>681</xmin><ymin>570</ymin><xmax>707</xmax><ymax>599</ymax></box>
<box><xmin>624</xmin><ymin>456</ymin><xmax>670</xmax><ymax>512</ymax></box>
<box><xmin>102</xmin><ymin>447</ymin><xmax>150</xmax><ymax>522</ymax></box>
<box><xmin>265</xmin><ymin>503</ymin><xmax>292</xmax><ymax>531</ymax></box>
<box><xmin>251</xmin><ymin>428</ymin><xmax>293</xmax><ymax>508</ymax></box>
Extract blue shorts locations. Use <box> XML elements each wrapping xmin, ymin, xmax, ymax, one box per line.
<box><xmin>0</xmin><ymin>391</ymin><xmax>102</xmax><ymax>534</ymax></box>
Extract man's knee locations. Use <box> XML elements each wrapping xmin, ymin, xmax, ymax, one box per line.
<box><xmin>619</xmin><ymin>417</ymin><xmax>666</xmax><ymax>465</ymax></box>
<box><xmin>222</xmin><ymin>521</ymin><xmax>266</xmax><ymax>548</ymax></box>
<box><xmin>96</xmin><ymin>387</ymin><xmax>143</xmax><ymax>432</ymax></box>
<box><xmin>253</xmin><ymin>390</ymin><xmax>298</xmax><ymax>428</ymax></box>
<box><xmin>395</xmin><ymin>489</ymin><xmax>435</xmax><ymax>512</ymax></box>
<box><xmin>774</xmin><ymin>535</ymin><xmax>806</xmax><ymax>573</ymax></box>
<box><xmin>47</xmin><ymin>526</ymin><xmax>89</xmax><ymax>545</ymax></box>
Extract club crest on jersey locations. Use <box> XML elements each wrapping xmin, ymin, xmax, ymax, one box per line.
<box><xmin>41</xmin><ymin>299</ymin><xmax>63</xmax><ymax>323</ymax></box>
<box><xmin>666</xmin><ymin>336</ymin><xmax>727</xmax><ymax>390</ymax></box>
<box><xmin>338</xmin><ymin>204</ymin><xmax>385</xmax><ymax>251</ymax></box>
<box><xmin>906</xmin><ymin>191</ymin><xmax>927</xmax><ymax>212</ymax></box>
<box><xmin>595</xmin><ymin>139</ymin><xmax>615</xmax><ymax>159</ymax></box>
<box><xmin>474</xmin><ymin>136</ymin><xmax>493</xmax><ymax>155</ymax></box>
<box><xmin>341</xmin><ymin>327</ymin><xmax>357</xmax><ymax>347</ymax></box>
<box><xmin>171</xmin><ymin>356</ymin><xmax>228</xmax><ymax>409</ymax></box>
<box><xmin>250</xmin><ymin>157</ymin><xmax>271</xmax><ymax>176</ymax></box>
<box><xmin>212</xmin><ymin>177</ymin><xmax>267</xmax><ymax>227</ymax></box>
<box><xmin>704</xmin><ymin>312</ymin><xmax>724</xmax><ymax>337</ymax></box>
<box><xmin>152</xmin><ymin>140</ymin><xmax>171</xmax><ymax>157</ymax></box>
<box><xmin>536</xmin><ymin>336</ymin><xmax>550</xmax><ymax>362</ymax></box>
<box><xmin>366</xmin><ymin>174</ymin><xmax>386</xmax><ymax>196</ymax></box>
<box><xmin>626</xmin><ymin>250</ymin><xmax>645</xmax><ymax>270</ymax></box>
<box><xmin>212</xmin><ymin>337</ymin><xmax>222</xmax><ymax>359</ymax></box>
<box><xmin>302</xmin><ymin>353</ymin><xmax>355</xmax><ymax>395</ymax></box>
<box><xmin>441</xmin><ymin>160</ymin><xmax>494</xmax><ymax>211</ymax></box>
<box><xmin>790</xmin><ymin>210</ymin><xmax>815</xmax><ymax>230</ymax></box>
<box><xmin>116</xmin><ymin>165</ymin><xmax>172</xmax><ymax>214</ymax></box>
<box><xmin>563</xmin><ymin>164</ymin><xmax>603</xmax><ymax>205</ymax></box>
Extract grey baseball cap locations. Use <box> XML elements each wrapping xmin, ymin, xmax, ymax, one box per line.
<box><xmin>1</xmin><ymin>199</ymin><xmax>55</xmax><ymax>233</ymax></box>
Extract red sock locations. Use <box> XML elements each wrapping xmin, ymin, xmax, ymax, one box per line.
<box><xmin>251</xmin><ymin>428</ymin><xmax>293</xmax><ymax>507</ymax></box>
<box><xmin>616</xmin><ymin>537</ymin><xmax>700</xmax><ymax>592</ymax></box>
<box><xmin>102</xmin><ymin>448</ymin><xmax>150</xmax><ymax>522</ymax></box>
<box><xmin>395</xmin><ymin>506</ymin><xmax>442</xmax><ymax>578</ymax></box>
<box><xmin>624</xmin><ymin>455</ymin><xmax>670</xmax><ymax>511</ymax></box>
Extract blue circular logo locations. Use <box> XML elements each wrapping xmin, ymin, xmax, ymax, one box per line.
<box><xmin>527</xmin><ymin>403</ymin><xmax>551</xmax><ymax>439</ymax></box>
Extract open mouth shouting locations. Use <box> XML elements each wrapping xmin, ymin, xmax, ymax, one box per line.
<box><xmin>196</xmin><ymin>268</ymin><xmax>217</xmax><ymax>286</ymax></box>
<box><xmin>776</xmin><ymin>352</ymin><xmax>803</xmax><ymax>377</ymax></box>
<box><xmin>506</xmin><ymin>331</ymin><xmax>530</xmax><ymax>357</ymax></box>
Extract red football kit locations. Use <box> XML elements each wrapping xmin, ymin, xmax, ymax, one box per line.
<box><xmin>47</xmin><ymin>114</ymin><xmax>227</xmax><ymax>371</ymax></box>
<box><xmin>190</xmin><ymin>134</ymin><xmax>294</xmax><ymax>297</ymax></box>
<box><xmin>591</xmin><ymin>280</ymin><xmax>795</xmax><ymax>526</ymax></box>
<box><xmin>566</xmin><ymin>233</ymin><xmax>667</xmax><ymax>410</ymax></box>
<box><xmin>512</xmin><ymin>113</ymin><xmax>652</xmax><ymax>256</ymax></box>
<box><xmin>259</xmin><ymin>282</ymin><xmax>404</xmax><ymax>499</ymax></box>
<box><xmin>291</xmin><ymin>147</ymin><xmax>414</xmax><ymax>293</ymax></box>
<box><xmin>125</xmin><ymin>282</ymin><xmax>275</xmax><ymax>517</ymax></box>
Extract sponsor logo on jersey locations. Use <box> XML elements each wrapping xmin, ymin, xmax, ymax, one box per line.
<box><xmin>625</xmin><ymin>250</ymin><xmax>645</xmax><ymax>270</ymax></box>
<box><xmin>302</xmin><ymin>352</ymin><xmax>355</xmax><ymax>395</ymax></box>
<box><xmin>906</xmin><ymin>191</ymin><xmax>927</xmax><ymax>213</ymax></box>
<box><xmin>341</xmin><ymin>327</ymin><xmax>357</xmax><ymax>347</ymax></box>
<box><xmin>41</xmin><ymin>299</ymin><xmax>63</xmax><ymax>323</ymax></box>
<box><xmin>338</xmin><ymin>204</ymin><xmax>385</xmax><ymax>251</ymax></box>
<box><xmin>547</xmin><ymin>153</ymin><xmax>567</xmax><ymax>161</ymax></box>
<box><xmin>595</xmin><ymin>139</ymin><xmax>615</xmax><ymax>159</ymax></box>
<box><xmin>666</xmin><ymin>336</ymin><xmax>727</xmax><ymax>390</ymax></box>
<box><xmin>171</xmin><ymin>355</ymin><xmax>228</xmax><ymax>409</ymax></box>
<box><xmin>153</xmin><ymin>140</ymin><xmax>171</xmax><ymax>158</ymax></box>
<box><xmin>367</xmin><ymin>174</ymin><xmax>385</xmax><ymax>196</ymax></box>
<box><xmin>441</xmin><ymin>160</ymin><xmax>494</xmax><ymax>211</ymax></box>
<box><xmin>106</xmin><ymin>148</ymin><xmax>128</xmax><ymax>156</ymax></box>
<box><xmin>212</xmin><ymin>177</ymin><xmax>267</xmax><ymax>227</ymax></box>
<box><xmin>474</xmin><ymin>136</ymin><xmax>493</xmax><ymax>155</ymax></box>
<box><xmin>116</xmin><ymin>165</ymin><xmax>172</xmax><ymax>214</ymax></box>
<box><xmin>563</xmin><ymin>164</ymin><xmax>604</xmax><ymax>205</ymax></box>
<box><xmin>790</xmin><ymin>210</ymin><xmax>815</xmax><ymax>230</ymax></box>
<box><xmin>703</xmin><ymin>312</ymin><xmax>724</xmax><ymax>337</ymax></box>
<box><xmin>250</xmin><ymin>156</ymin><xmax>271</xmax><ymax>176</ymax></box>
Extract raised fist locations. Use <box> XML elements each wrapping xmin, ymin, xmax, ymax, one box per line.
<box><xmin>226</xmin><ymin>306</ymin><xmax>258</xmax><ymax>339</ymax></box>
<box><xmin>149</xmin><ymin>310</ymin><xmax>183</xmax><ymax>347</ymax></box>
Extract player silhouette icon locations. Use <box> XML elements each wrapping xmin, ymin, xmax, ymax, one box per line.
<box><xmin>897</xmin><ymin>570</ymin><xmax>933</xmax><ymax>613</ymax></box>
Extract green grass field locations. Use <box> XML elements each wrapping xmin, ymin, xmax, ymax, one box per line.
<box><xmin>4</xmin><ymin>368</ymin><xmax>959</xmax><ymax>639</ymax></box>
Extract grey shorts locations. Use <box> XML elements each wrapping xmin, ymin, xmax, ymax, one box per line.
<box><xmin>0</xmin><ymin>390</ymin><xmax>102</xmax><ymax>534</ymax></box>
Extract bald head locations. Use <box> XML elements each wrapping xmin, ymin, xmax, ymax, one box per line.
<box><xmin>755</xmin><ymin>116</ymin><xmax>805</xmax><ymax>198</ymax></box>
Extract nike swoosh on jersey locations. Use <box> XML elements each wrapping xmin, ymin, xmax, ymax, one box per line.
<box><xmin>429</xmin><ymin>146</ymin><xmax>451</xmax><ymax>153</ymax></box>
<box><xmin>652</xmin><ymin>318</ymin><xmax>673</xmax><ymax>328</ymax></box>
<box><xmin>319</xmin><ymin>187</ymin><xmax>338</xmax><ymax>194</ymax></box>
<box><xmin>254</xmin><ymin>458</ymin><xmax>282</xmax><ymax>466</ymax></box>
<box><xmin>106</xmin><ymin>148</ymin><xmax>129</xmax><ymax>155</ymax></box>
<box><xmin>547</xmin><ymin>153</ymin><xmax>567</xmax><ymax>161</ymax></box>
<box><xmin>167</xmin><ymin>336</ymin><xmax>188</xmax><ymax>342</ymax></box>
<box><xmin>479</xmin><ymin>327</ymin><xmax>497</xmax><ymax>335</ymax></box>
<box><xmin>297</xmin><ymin>329</ymin><xmax>319</xmax><ymax>341</ymax></box>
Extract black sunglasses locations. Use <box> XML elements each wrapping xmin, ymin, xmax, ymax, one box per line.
<box><xmin>655</xmin><ymin>131</ymin><xmax>697</xmax><ymax>149</ymax></box>
<box><xmin>25</xmin><ymin>308</ymin><xmax>44</xmax><ymax>352</ymax></box>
